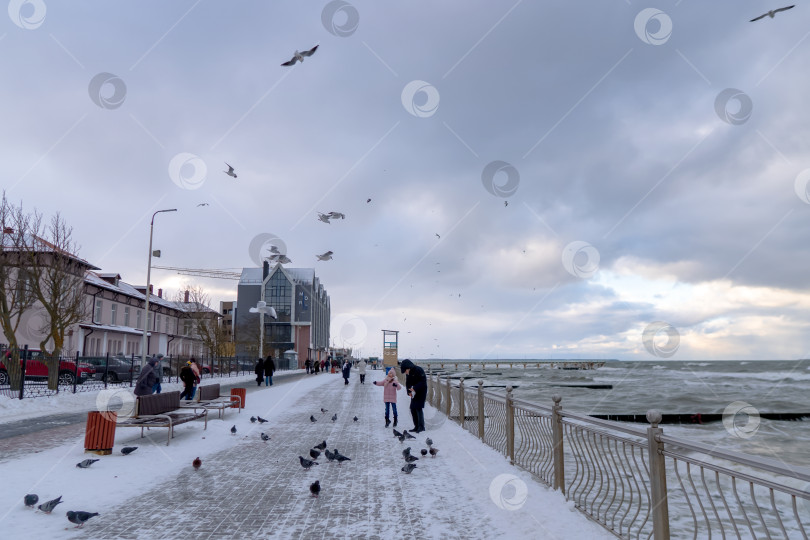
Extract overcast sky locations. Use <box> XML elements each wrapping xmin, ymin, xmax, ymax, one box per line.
<box><xmin>3</xmin><ymin>0</ymin><xmax>810</xmax><ymax>360</ymax></box>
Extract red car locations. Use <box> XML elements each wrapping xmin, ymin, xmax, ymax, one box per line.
<box><xmin>0</xmin><ymin>349</ymin><xmax>96</xmax><ymax>385</ymax></box>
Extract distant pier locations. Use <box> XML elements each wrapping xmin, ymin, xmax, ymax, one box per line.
<box><xmin>421</xmin><ymin>360</ymin><xmax>607</xmax><ymax>371</ymax></box>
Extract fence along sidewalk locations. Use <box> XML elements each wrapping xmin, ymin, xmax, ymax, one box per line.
<box><xmin>424</xmin><ymin>372</ymin><xmax>810</xmax><ymax>540</ymax></box>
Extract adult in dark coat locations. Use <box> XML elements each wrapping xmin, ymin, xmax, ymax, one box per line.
<box><xmin>341</xmin><ymin>360</ymin><xmax>351</xmax><ymax>385</ymax></box>
<box><xmin>255</xmin><ymin>357</ymin><xmax>264</xmax><ymax>386</ymax></box>
<box><xmin>264</xmin><ymin>355</ymin><xmax>275</xmax><ymax>386</ymax></box>
<box><xmin>134</xmin><ymin>359</ymin><xmax>158</xmax><ymax>397</ymax></box>
<box><xmin>400</xmin><ymin>359</ymin><xmax>427</xmax><ymax>432</ymax></box>
<box><xmin>179</xmin><ymin>361</ymin><xmax>195</xmax><ymax>400</ymax></box>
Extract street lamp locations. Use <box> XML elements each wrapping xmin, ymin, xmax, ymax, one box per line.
<box><xmin>140</xmin><ymin>208</ymin><xmax>177</xmax><ymax>367</ymax></box>
<box><xmin>249</xmin><ymin>301</ymin><xmax>277</xmax><ymax>359</ymax></box>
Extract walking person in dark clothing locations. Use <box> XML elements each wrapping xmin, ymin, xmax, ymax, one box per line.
<box><xmin>255</xmin><ymin>357</ymin><xmax>265</xmax><ymax>387</ymax></box>
<box><xmin>401</xmin><ymin>359</ymin><xmax>427</xmax><ymax>432</ymax></box>
<box><xmin>179</xmin><ymin>361</ymin><xmax>196</xmax><ymax>400</ymax></box>
<box><xmin>341</xmin><ymin>360</ymin><xmax>351</xmax><ymax>385</ymax></box>
<box><xmin>134</xmin><ymin>358</ymin><xmax>159</xmax><ymax>397</ymax></box>
<box><xmin>305</xmin><ymin>358</ymin><xmax>312</xmax><ymax>374</ymax></box>
<box><xmin>264</xmin><ymin>355</ymin><xmax>275</xmax><ymax>386</ymax></box>
<box><xmin>357</xmin><ymin>359</ymin><xmax>366</xmax><ymax>384</ymax></box>
<box><xmin>314</xmin><ymin>358</ymin><xmax>320</xmax><ymax>374</ymax></box>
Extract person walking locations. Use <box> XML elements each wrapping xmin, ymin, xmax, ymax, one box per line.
<box><xmin>152</xmin><ymin>354</ymin><xmax>164</xmax><ymax>394</ymax></box>
<box><xmin>189</xmin><ymin>358</ymin><xmax>201</xmax><ymax>399</ymax></box>
<box><xmin>341</xmin><ymin>360</ymin><xmax>351</xmax><ymax>385</ymax></box>
<box><xmin>314</xmin><ymin>358</ymin><xmax>320</xmax><ymax>374</ymax></box>
<box><xmin>134</xmin><ymin>357</ymin><xmax>159</xmax><ymax>397</ymax></box>
<box><xmin>320</xmin><ymin>359</ymin><xmax>325</xmax><ymax>373</ymax></box>
<box><xmin>179</xmin><ymin>361</ymin><xmax>195</xmax><ymax>400</ymax></box>
<box><xmin>357</xmin><ymin>359</ymin><xmax>367</xmax><ymax>384</ymax></box>
<box><xmin>373</xmin><ymin>368</ymin><xmax>401</xmax><ymax>427</ymax></box>
<box><xmin>264</xmin><ymin>355</ymin><xmax>275</xmax><ymax>386</ymax></box>
<box><xmin>400</xmin><ymin>359</ymin><xmax>427</xmax><ymax>433</ymax></box>
<box><xmin>255</xmin><ymin>357</ymin><xmax>265</xmax><ymax>387</ymax></box>
<box><xmin>305</xmin><ymin>358</ymin><xmax>312</xmax><ymax>374</ymax></box>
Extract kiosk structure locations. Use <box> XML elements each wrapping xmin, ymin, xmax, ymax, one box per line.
<box><xmin>382</xmin><ymin>330</ymin><xmax>399</xmax><ymax>370</ymax></box>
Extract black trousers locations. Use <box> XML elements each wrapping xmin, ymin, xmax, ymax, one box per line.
<box><xmin>410</xmin><ymin>406</ymin><xmax>425</xmax><ymax>432</ymax></box>
<box><xmin>359</xmin><ymin>374</ymin><xmax>365</xmax><ymax>383</ymax></box>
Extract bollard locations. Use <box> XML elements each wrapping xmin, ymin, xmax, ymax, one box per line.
<box><xmin>647</xmin><ymin>410</ymin><xmax>670</xmax><ymax>540</ymax></box>
<box><xmin>478</xmin><ymin>380</ymin><xmax>485</xmax><ymax>440</ymax></box>
<box><xmin>458</xmin><ymin>378</ymin><xmax>465</xmax><ymax>429</ymax></box>
<box><xmin>551</xmin><ymin>395</ymin><xmax>565</xmax><ymax>494</ymax></box>
<box><xmin>506</xmin><ymin>385</ymin><xmax>515</xmax><ymax>465</ymax></box>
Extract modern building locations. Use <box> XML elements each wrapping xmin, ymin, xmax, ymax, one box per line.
<box><xmin>235</xmin><ymin>261</ymin><xmax>330</xmax><ymax>368</ymax></box>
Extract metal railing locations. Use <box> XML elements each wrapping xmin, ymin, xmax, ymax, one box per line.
<box><xmin>425</xmin><ymin>373</ymin><xmax>810</xmax><ymax>539</ymax></box>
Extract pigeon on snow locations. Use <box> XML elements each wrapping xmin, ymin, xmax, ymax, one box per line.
<box><xmin>67</xmin><ymin>511</ymin><xmax>99</xmax><ymax>528</ymax></box>
<box><xmin>430</xmin><ymin>447</ymin><xmax>439</xmax><ymax>458</ymax></box>
<box><xmin>320</xmin><ymin>408</ymin><xmax>328</xmax><ymax>414</ymax></box>
<box><xmin>426</xmin><ymin>437</ymin><xmax>433</xmax><ymax>447</ymax></box>
<box><xmin>230</xmin><ymin>425</ymin><xmax>237</xmax><ymax>435</ymax></box>
<box><xmin>281</xmin><ymin>45</ymin><xmax>319</xmax><ymax>66</ymax></box>
<box><xmin>420</xmin><ymin>449</ymin><xmax>428</xmax><ymax>457</ymax></box>
<box><xmin>38</xmin><ymin>496</ymin><xmax>63</xmax><ymax>513</ymax></box>
<box><xmin>404</xmin><ymin>455</ymin><xmax>419</xmax><ymax>463</ymax></box>
<box><xmin>314</xmin><ymin>440</ymin><xmax>327</xmax><ymax>450</ymax></box>
<box><xmin>310</xmin><ymin>415</ymin><xmax>318</xmax><ymax>423</ymax></box>
<box><xmin>257</xmin><ymin>416</ymin><xmax>268</xmax><ymax>423</ymax></box>
<box><xmin>310</xmin><ymin>480</ymin><xmax>321</xmax><ymax>497</ymax></box>
<box><xmin>24</xmin><ymin>494</ymin><xmax>38</xmax><ymax>508</ymax></box>
<box><xmin>193</xmin><ymin>457</ymin><xmax>202</xmax><ymax>470</ymax></box>
<box><xmin>353</xmin><ymin>416</ymin><xmax>358</xmax><ymax>422</ymax></box>
<box><xmin>250</xmin><ymin>416</ymin><xmax>257</xmax><ymax>423</ymax></box>
<box><xmin>299</xmin><ymin>456</ymin><xmax>319</xmax><ymax>470</ymax></box>
<box><xmin>121</xmin><ymin>446</ymin><xmax>138</xmax><ymax>455</ymax></box>
<box><xmin>76</xmin><ymin>459</ymin><xmax>99</xmax><ymax>469</ymax></box>
<box><xmin>309</xmin><ymin>449</ymin><xmax>321</xmax><ymax>460</ymax></box>
<box><xmin>324</xmin><ymin>449</ymin><xmax>336</xmax><ymax>462</ymax></box>
<box><xmin>401</xmin><ymin>463</ymin><xmax>417</xmax><ymax>474</ymax></box>
<box><xmin>402</xmin><ymin>447</ymin><xmax>411</xmax><ymax>458</ymax></box>
<box><xmin>331</xmin><ymin>413</ymin><xmax>338</xmax><ymax>422</ymax></box>
<box><xmin>261</xmin><ymin>433</ymin><xmax>270</xmax><ymax>442</ymax></box>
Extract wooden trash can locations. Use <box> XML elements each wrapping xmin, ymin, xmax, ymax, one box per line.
<box><xmin>85</xmin><ymin>411</ymin><xmax>117</xmax><ymax>455</ymax></box>
<box><xmin>231</xmin><ymin>387</ymin><xmax>246</xmax><ymax>409</ymax></box>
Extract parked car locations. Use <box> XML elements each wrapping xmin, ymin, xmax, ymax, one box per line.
<box><xmin>0</xmin><ymin>349</ymin><xmax>96</xmax><ymax>385</ymax></box>
<box><xmin>83</xmin><ymin>355</ymin><xmax>140</xmax><ymax>383</ymax></box>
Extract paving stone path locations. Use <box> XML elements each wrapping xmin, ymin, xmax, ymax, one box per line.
<box><xmin>82</xmin><ymin>371</ymin><xmax>499</xmax><ymax>539</ymax></box>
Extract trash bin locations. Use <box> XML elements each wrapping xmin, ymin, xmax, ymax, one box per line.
<box><xmin>231</xmin><ymin>387</ymin><xmax>246</xmax><ymax>409</ymax></box>
<box><xmin>84</xmin><ymin>411</ymin><xmax>117</xmax><ymax>455</ymax></box>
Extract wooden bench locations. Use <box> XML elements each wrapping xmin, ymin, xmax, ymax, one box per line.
<box><xmin>116</xmin><ymin>391</ymin><xmax>208</xmax><ymax>445</ymax></box>
<box><xmin>178</xmin><ymin>383</ymin><xmax>242</xmax><ymax>419</ymax></box>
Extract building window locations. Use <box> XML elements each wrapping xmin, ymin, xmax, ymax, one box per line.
<box><xmin>184</xmin><ymin>320</ymin><xmax>192</xmax><ymax>336</ymax></box>
<box><xmin>163</xmin><ymin>315</ymin><xmax>168</xmax><ymax>333</ymax></box>
<box><xmin>94</xmin><ymin>299</ymin><xmax>103</xmax><ymax>324</ymax></box>
<box><xmin>136</xmin><ymin>309</ymin><xmax>142</xmax><ymax>330</ymax></box>
<box><xmin>124</xmin><ymin>306</ymin><xmax>130</xmax><ymax>327</ymax></box>
<box><xmin>156</xmin><ymin>315</ymin><xmax>162</xmax><ymax>334</ymax></box>
<box><xmin>111</xmin><ymin>304</ymin><xmax>118</xmax><ymax>325</ymax></box>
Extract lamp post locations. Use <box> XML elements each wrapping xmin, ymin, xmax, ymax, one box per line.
<box><xmin>140</xmin><ymin>209</ymin><xmax>177</xmax><ymax>367</ymax></box>
<box><xmin>249</xmin><ymin>301</ymin><xmax>277</xmax><ymax>359</ymax></box>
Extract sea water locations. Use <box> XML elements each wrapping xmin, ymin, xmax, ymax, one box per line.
<box><xmin>427</xmin><ymin>359</ymin><xmax>810</xmax><ymax>468</ymax></box>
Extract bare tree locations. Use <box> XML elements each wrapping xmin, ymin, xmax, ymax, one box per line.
<box><xmin>175</xmin><ymin>285</ymin><xmax>225</xmax><ymax>361</ymax></box>
<box><xmin>0</xmin><ymin>193</ymin><xmax>38</xmax><ymax>389</ymax></box>
<box><xmin>22</xmin><ymin>213</ymin><xmax>90</xmax><ymax>389</ymax></box>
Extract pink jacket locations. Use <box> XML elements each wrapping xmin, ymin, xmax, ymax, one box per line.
<box><xmin>373</xmin><ymin>377</ymin><xmax>401</xmax><ymax>403</ymax></box>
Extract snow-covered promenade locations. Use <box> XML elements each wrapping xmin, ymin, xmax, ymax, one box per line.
<box><xmin>0</xmin><ymin>368</ymin><xmax>610</xmax><ymax>539</ymax></box>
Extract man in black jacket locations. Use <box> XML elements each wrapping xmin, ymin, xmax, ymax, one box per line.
<box><xmin>400</xmin><ymin>359</ymin><xmax>426</xmax><ymax>432</ymax></box>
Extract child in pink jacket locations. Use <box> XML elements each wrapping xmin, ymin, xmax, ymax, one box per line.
<box><xmin>373</xmin><ymin>368</ymin><xmax>401</xmax><ymax>427</ymax></box>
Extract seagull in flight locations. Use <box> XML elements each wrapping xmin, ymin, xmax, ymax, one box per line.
<box><xmin>224</xmin><ymin>163</ymin><xmax>237</xmax><ymax>178</ymax></box>
<box><xmin>366</xmin><ymin>198</ymin><xmax>372</xmax><ymax>203</ymax></box>
<box><xmin>435</xmin><ymin>233</ymin><xmax>440</xmax><ymax>239</ymax></box>
<box><xmin>197</xmin><ymin>203</ymin><xmax>209</xmax><ymax>207</ymax></box>
<box><xmin>281</xmin><ymin>45</ymin><xmax>319</xmax><ymax>66</ymax></box>
<box><xmin>269</xmin><ymin>254</ymin><xmax>292</xmax><ymax>264</ymax></box>
<box><xmin>268</xmin><ymin>245</ymin><xmax>281</xmax><ymax>254</ymax></box>
<box><xmin>317</xmin><ymin>212</ymin><xmax>331</xmax><ymax>224</ymax></box>
<box><xmin>750</xmin><ymin>5</ymin><xmax>794</xmax><ymax>21</ymax></box>
<box><xmin>317</xmin><ymin>251</ymin><xmax>333</xmax><ymax>261</ymax></box>
<box><xmin>326</xmin><ymin>212</ymin><xmax>345</xmax><ymax>220</ymax></box>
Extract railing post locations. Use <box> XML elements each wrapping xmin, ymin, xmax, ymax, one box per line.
<box><xmin>19</xmin><ymin>345</ymin><xmax>28</xmax><ymax>400</ymax></box>
<box><xmin>73</xmin><ymin>351</ymin><xmax>79</xmax><ymax>394</ymax></box>
<box><xmin>506</xmin><ymin>385</ymin><xmax>515</xmax><ymax>465</ymax></box>
<box><xmin>130</xmin><ymin>353</ymin><xmax>134</xmax><ymax>387</ymax></box>
<box><xmin>647</xmin><ymin>410</ymin><xmax>670</xmax><ymax>540</ymax></box>
<box><xmin>445</xmin><ymin>376</ymin><xmax>451</xmax><ymax>417</ymax></box>
<box><xmin>551</xmin><ymin>394</ymin><xmax>565</xmax><ymax>494</ymax></box>
<box><xmin>428</xmin><ymin>365</ymin><xmax>432</xmax><ymax>404</ymax></box>
<box><xmin>458</xmin><ymin>378</ymin><xmax>465</xmax><ymax>429</ymax></box>
<box><xmin>477</xmin><ymin>379</ymin><xmax>485</xmax><ymax>441</ymax></box>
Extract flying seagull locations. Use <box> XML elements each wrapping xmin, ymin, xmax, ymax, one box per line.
<box><xmin>750</xmin><ymin>5</ymin><xmax>794</xmax><ymax>21</ymax></box>
<box><xmin>366</xmin><ymin>198</ymin><xmax>371</xmax><ymax>203</ymax></box>
<box><xmin>317</xmin><ymin>251</ymin><xmax>333</xmax><ymax>261</ymax></box>
<box><xmin>269</xmin><ymin>254</ymin><xmax>292</xmax><ymax>264</ymax></box>
<box><xmin>317</xmin><ymin>212</ymin><xmax>331</xmax><ymax>224</ymax></box>
<box><xmin>282</xmin><ymin>45</ymin><xmax>319</xmax><ymax>66</ymax></box>
<box><xmin>269</xmin><ymin>245</ymin><xmax>281</xmax><ymax>254</ymax></box>
<box><xmin>327</xmin><ymin>212</ymin><xmax>345</xmax><ymax>220</ymax></box>
<box><xmin>197</xmin><ymin>203</ymin><xmax>209</xmax><ymax>207</ymax></box>
<box><xmin>224</xmin><ymin>163</ymin><xmax>237</xmax><ymax>178</ymax></box>
<box><xmin>435</xmin><ymin>233</ymin><xmax>440</xmax><ymax>239</ymax></box>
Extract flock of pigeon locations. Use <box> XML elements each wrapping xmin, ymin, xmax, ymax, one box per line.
<box><xmin>21</xmin><ymin>446</ymin><xmax>138</xmax><ymax>528</ymax></box>
<box><xmin>394</xmin><ymin>430</ymin><xmax>439</xmax><ymax>474</ymax></box>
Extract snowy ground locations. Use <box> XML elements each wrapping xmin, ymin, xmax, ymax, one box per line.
<box><xmin>0</xmin><ymin>369</ymin><xmax>611</xmax><ymax>539</ymax></box>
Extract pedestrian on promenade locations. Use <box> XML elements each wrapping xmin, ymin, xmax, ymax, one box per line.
<box><xmin>179</xmin><ymin>361</ymin><xmax>195</xmax><ymax>400</ymax></box>
<box><xmin>357</xmin><ymin>359</ymin><xmax>366</xmax><ymax>384</ymax></box>
<box><xmin>189</xmin><ymin>358</ymin><xmax>201</xmax><ymax>399</ymax></box>
<box><xmin>134</xmin><ymin>358</ymin><xmax>158</xmax><ymax>397</ymax></box>
<box><xmin>305</xmin><ymin>358</ymin><xmax>312</xmax><ymax>374</ymax></box>
<box><xmin>265</xmin><ymin>355</ymin><xmax>275</xmax><ymax>386</ymax></box>
<box><xmin>255</xmin><ymin>357</ymin><xmax>265</xmax><ymax>387</ymax></box>
<box><xmin>373</xmin><ymin>368</ymin><xmax>401</xmax><ymax>427</ymax></box>
<box><xmin>342</xmin><ymin>360</ymin><xmax>351</xmax><ymax>385</ymax></box>
<box><xmin>152</xmin><ymin>354</ymin><xmax>164</xmax><ymax>394</ymax></box>
<box><xmin>401</xmin><ymin>359</ymin><xmax>427</xmax><ymax>433</ymax></box>
<box><xmin>314</xmin><ymin>358</ymin><xmax>320</xmax><ymax>374</ymax></box>
<box><xmin>320</xmin><ymin>359</ymin><xmax>325</xmax><ymax>373</ymax></box>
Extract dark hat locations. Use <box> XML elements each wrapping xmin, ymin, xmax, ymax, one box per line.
<box><xmin>400</xmin><ymin>359</ymin><xmax>415</xmax><ymax>371</ymax></box>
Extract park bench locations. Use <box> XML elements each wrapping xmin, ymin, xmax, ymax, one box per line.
<box><xmin>116</xmin><ymin>391</ymin><xmax>208</xmax><ymax>445</ymax></box>
<box><xmin>177</xmin><ymin>383</ymin><xmax>242</xmax><ymax>419</ymax></box>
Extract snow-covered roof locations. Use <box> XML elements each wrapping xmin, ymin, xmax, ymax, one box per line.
<box><xmin>1</xmin><ymin>230</ymin><xmax>100</xmax><ymax>270</ymax></box>
<box><xmin>239</xmin><ymin>267</ymin><xmax>262</xmax><ymax>285</ymax></box>
<box><xmin>79</xmin><ymin>323</ymin><xmax>146</xmax><ymax>336</ymax></box>
<box><xmin>85</xmin><ymin>271</ymin><xmax>220</xmax><ymax>315</ymax></box>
